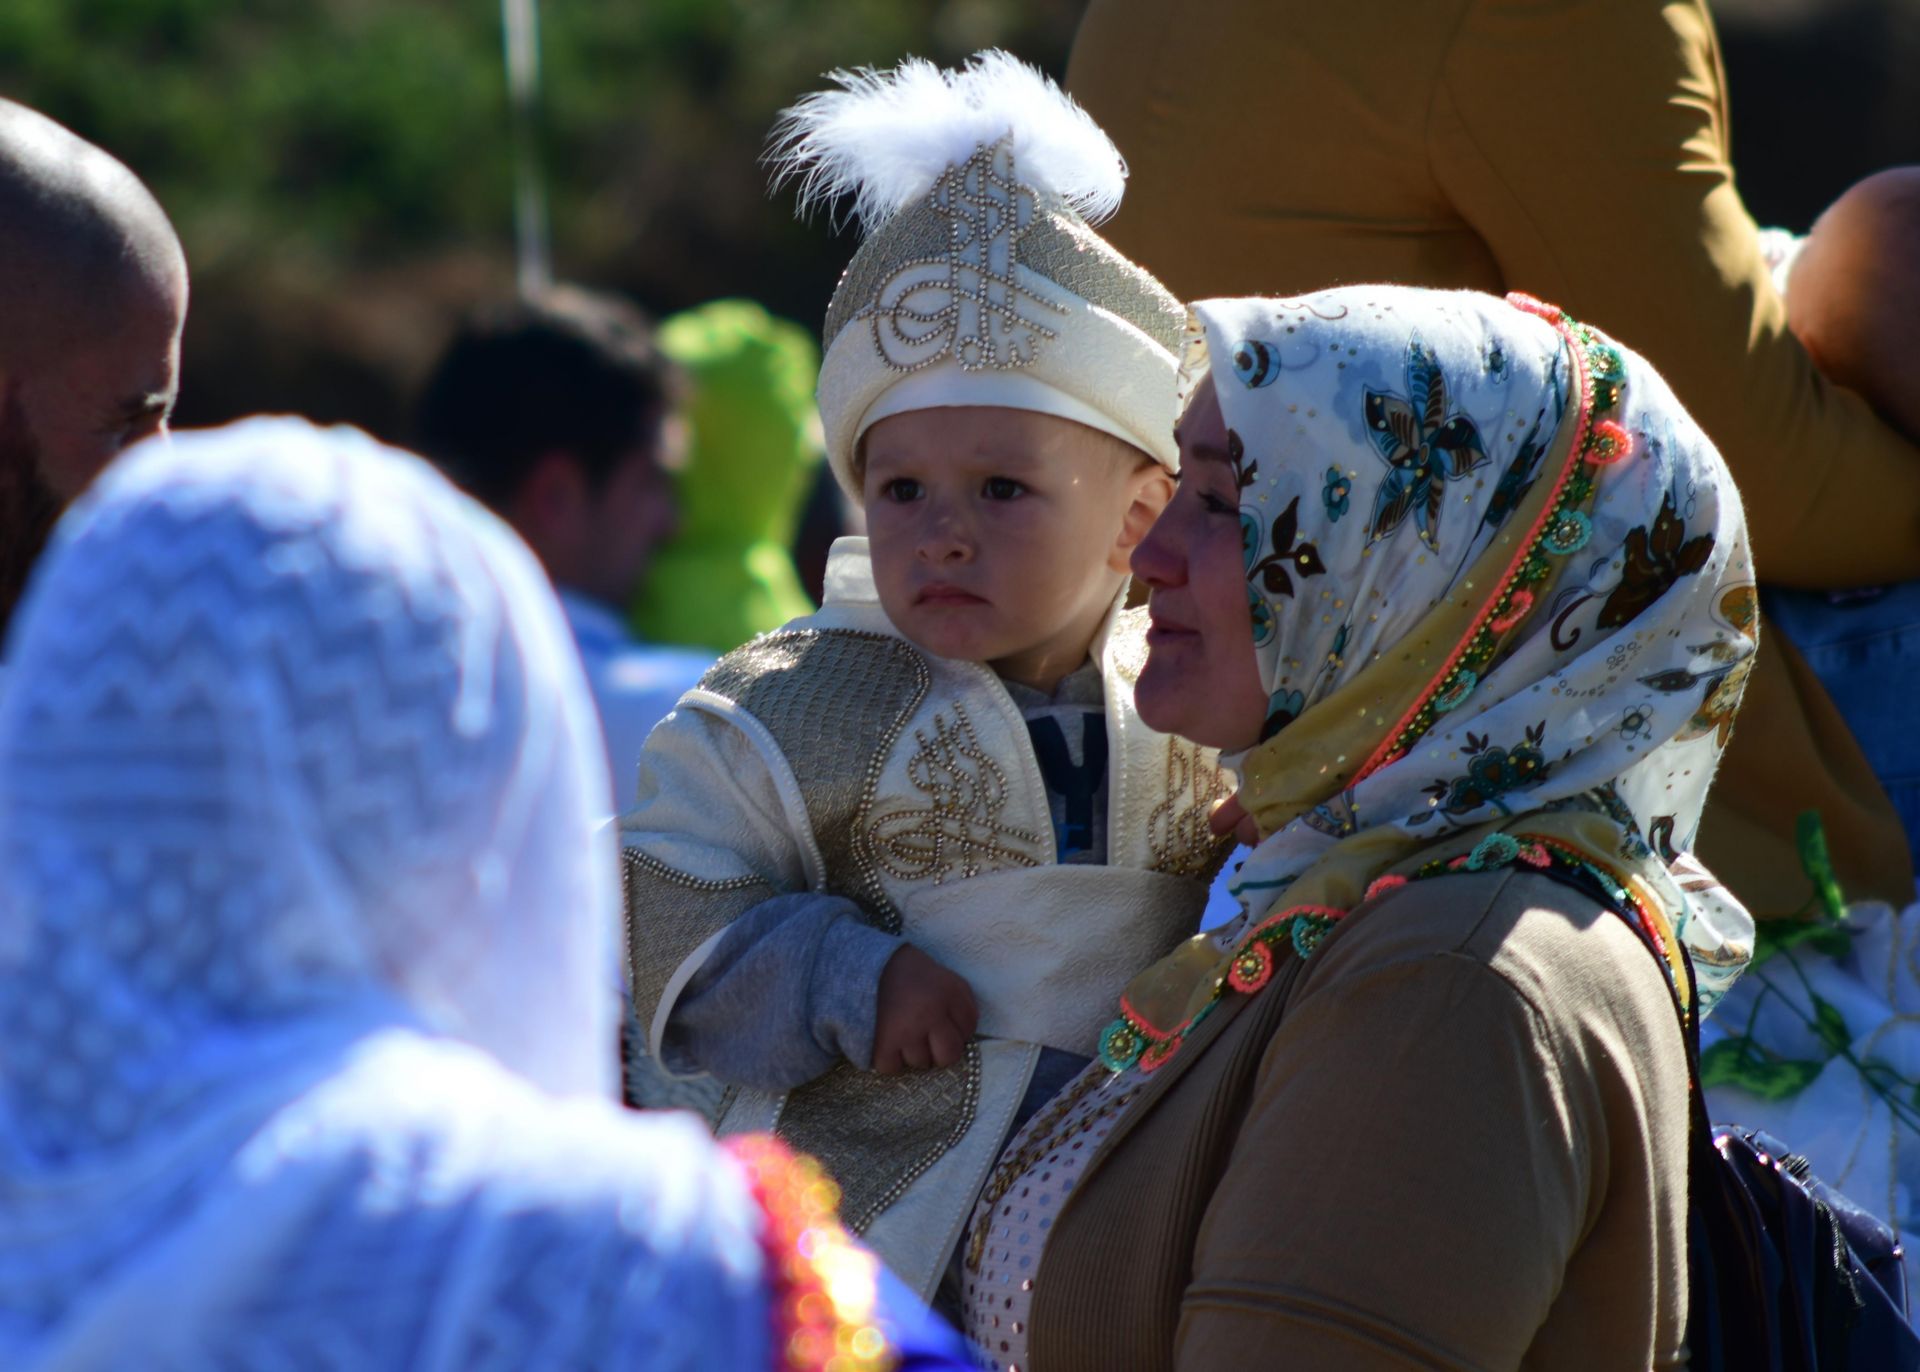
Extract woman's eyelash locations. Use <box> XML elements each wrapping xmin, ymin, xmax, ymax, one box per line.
<box><xmin>1200</xmin><ymin>492</ymin><xmax>1238</xmax><ymax>515</ymax></box>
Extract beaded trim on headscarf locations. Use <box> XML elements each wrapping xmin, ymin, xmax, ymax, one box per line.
<box><xmin>1359</xmin><ymin>292</ymin><xmax>1634</xmax><ymax>778</ymax></box>
<box><xmin>1095</xmin><ymin>826</ymin><xmax>1689</xmax><ymax>1076</ymax></box>
<box><xmin>724</xmin><ymin>1136</ymin><xmax>893</xmax><ymax>1372</ymax></box>
<box><xmin>1415</xmin><ymin>830</ymin><xmax>1691</xmax><ymax>1011</ymax></box>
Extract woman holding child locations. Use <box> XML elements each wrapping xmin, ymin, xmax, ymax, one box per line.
<box><xmin>961</xmin><ymin>286</ymin><xmax>1757</xmax><ymax>1369</ymax></box>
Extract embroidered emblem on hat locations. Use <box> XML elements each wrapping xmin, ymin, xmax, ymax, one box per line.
<box><xmin>857</xmin><ymin>138</ymin><xmax>1070</xmax><ymax>374</ymax></box>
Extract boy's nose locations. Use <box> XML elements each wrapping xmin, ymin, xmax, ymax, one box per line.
<box><xmin>918</xmin><ymin>533</ymin><xmax>973</xmax><ymax>564</ymax></box>
<box><xmin>916</xmin><ymin>508</ymin><xmax>974</xmax><ymax>563</ymax></box>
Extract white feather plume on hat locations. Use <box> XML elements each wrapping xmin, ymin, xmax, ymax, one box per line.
<box><xmin>767</xmin><ymin>49</ymin><xmax>1127</xmax><ymax>233</ymax></box>
<box><xmin>773</xmin><ymin>50</ymin><xmax>1186</xmax><ymax>492</ymax></box>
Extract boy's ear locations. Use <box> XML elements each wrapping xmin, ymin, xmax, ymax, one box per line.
<box><xmin>1107</xmin><ymin>463</ymin><xmax>1175</xmax><ymax>575</ymax></box>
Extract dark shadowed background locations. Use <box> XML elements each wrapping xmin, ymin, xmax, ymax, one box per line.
<box><xmin>2</xmin><ymin>0</ymin><xmax>1914</xmax><ymax>444</ymax></box>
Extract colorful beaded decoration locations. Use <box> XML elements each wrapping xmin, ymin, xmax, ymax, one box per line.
<box><xmin>1355</xmin><ymin>293</ymin><xmax>1630</xmax><ymax>779</ymax></box>
<box><xmin>1411</xmin><ymin>830</ymin><xmax>1690</xmax><ymax>1019</ymax></box>
<box><xmin>1095</xmin><ymin>829</ymin><xmax>1687</xmax><ymax>1077</ymax></box>
<box><xmin>724</xmin><ymin>1135</ymin><xmax>894</xmax><ymax>1372</ymax></box>
<box><xmin>1097</xmin><ymin>904</ymin><xmax>1345</xmax><ymax>1073</ymax></box>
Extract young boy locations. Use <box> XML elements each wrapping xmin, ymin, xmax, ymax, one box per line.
<box><xmin>621</xmin><ymin>52</ymin><xmax>1231</xmax><ymax>1299</ymax></box>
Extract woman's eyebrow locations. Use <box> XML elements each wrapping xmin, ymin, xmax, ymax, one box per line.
<box><xmin>1171</xmin><ymin>419</ymin><xmax>1233</xmax><ymax>466</ymax></box>
<box><xmin>1178</xmin><ymin>437</ymin><xmax>1235</xmax><ymax>465</ymax></box>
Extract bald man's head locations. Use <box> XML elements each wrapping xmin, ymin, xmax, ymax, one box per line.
<box><xmin>0</xmin><ymin>101</ymin><xmax>187</xmax><ymax>642</ymax></box>
<box><xmin>1786</xmin><ymin>167</ymin><xmax>1920</xmax><ymax>445</ymax></box>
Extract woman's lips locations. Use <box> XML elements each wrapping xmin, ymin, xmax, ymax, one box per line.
<box><xmin>1146</xmin><ymin>614</ymin><xmax>1198</xmax><ymax>645</ymax></box>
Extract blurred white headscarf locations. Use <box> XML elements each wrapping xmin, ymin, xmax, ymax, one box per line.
<box><xmin>0</xmin><ymin>419</ymin><xmax>781</xmax><ymax>1369</ymax></box>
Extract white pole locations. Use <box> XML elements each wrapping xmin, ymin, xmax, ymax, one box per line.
<box><xmin>502</xmin><ymin>0</ymin><xmax>551</xmax><ymax>297</ymax></box>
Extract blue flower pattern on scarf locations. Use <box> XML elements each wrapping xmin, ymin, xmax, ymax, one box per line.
<box><xmin>1322</xmin><ymin>467</ymin><xmax>1351</xmax><ymax>522</ymax></box>
<box><xmin>1363</xmin><ymin>337</ymin><xmax>1491</xmax><ymax>551</ymax></box>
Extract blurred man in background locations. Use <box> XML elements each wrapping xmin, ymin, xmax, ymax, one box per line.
<box><xmin>415</xmin><ymin>287</ymin><xmax>711</xmax><ymax>811</ymax></box>
<box><xmin>0</xmin><ymin>99</ymin><xmax>187</xmax><ymax>644</ymax></box>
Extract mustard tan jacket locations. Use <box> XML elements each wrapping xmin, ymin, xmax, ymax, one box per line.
<box><xmin>1024</xmin><ymin>867</ymin><xmax>1690</xmax><ymax>1371</ymax></box>
<box><xmin>1068</xmin><ymin>0</ymin><xmax>1917</xmax><ymax>910</ymax></box>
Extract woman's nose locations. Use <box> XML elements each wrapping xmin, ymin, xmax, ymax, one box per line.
<box><xmin>1131</xmin><ymin>506</ymin><xmax>1185</xmax><ymax>586</ymax></box>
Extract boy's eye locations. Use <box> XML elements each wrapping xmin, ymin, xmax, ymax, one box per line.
<box><xmin>982</xmin><ymin>476</ymin><xmax>1026</xmax><ymax>501</ymax></box>
<box><xmin>882</xmin><ymin>477</ymin><xmax>923</xmax><ymax>503</ymax></box>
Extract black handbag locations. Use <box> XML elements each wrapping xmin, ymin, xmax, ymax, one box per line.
<box><xmin>1602</xmin><ymin>887</ymin><xmax>1920</xmax><ymax>1369</ymax></box>
<box><xmin>1689</xmin><ymin>1121</ymin><xmax>1914</xmax><ymax>1368</ymax></box>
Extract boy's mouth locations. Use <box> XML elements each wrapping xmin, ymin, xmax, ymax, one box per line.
<box><xmin>915</xmin><ymin>582</ymin><xmax>989</xmax><ymax>607</ymax></box>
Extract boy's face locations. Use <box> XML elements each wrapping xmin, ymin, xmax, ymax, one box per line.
<box><xmin>861</xmin><ymin>406</ymin><xmax>1169</xmax><ymax>689</ymax></box>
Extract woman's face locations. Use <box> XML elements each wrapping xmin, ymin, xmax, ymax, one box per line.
<box><xmin>1131</xmin><ymin>379</ymin><xmax>1269</xmax><ymax>752</ymax></box>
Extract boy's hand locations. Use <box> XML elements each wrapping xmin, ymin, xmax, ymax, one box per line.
<box><xmin>872</xmin><ymin>944</ymin><xmax>978</xmax><ymax>1074</ymax></box>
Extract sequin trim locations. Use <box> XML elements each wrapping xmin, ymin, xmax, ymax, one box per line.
<box><xmin>848</xmin><ymin>138</ymin><xmax>1068</xmax><ymax>375</ymax></box>
<box><xmin>1146</xmin><ymin>735</ymin><xmax>1235</xmax><ymax>881</ymax></box>
<box><xmin>1105</xmin><ymin>604</ymin><xmax>1151</xmax><ymax>685</ymax></box>
<box><xmin>725</xmin><ymin>1135</ymin><xmax>893</xmax><ymax>1372</ymax></box>
<box><xmin>821</xmin><ymin>149</ymin><xmax>1184</xmax><ymax>360</ymax></box>
<box><xmin>622</xmin><ymin>848</ymin><xmax>774</xmax><ymax>1044</ymax></box>
<box><xmin>702</xmin><ymin>628</ymin><xmax>987</xmax><ymax>1234</ymax></box>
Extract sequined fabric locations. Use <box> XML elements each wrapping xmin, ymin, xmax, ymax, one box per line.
<box><xmin>778</xmin><ymin>1045</ymin><xmax>984</xmax><ymax>1232</ymax></box>
<box><xmin>622</xmin><ymin>847</ymin><xmax>773</xmax><ymax>1044</ymax></box>
<box><xmin>823</xmin><ymin>199</ymin><xmax>954</xmax><ymax>351</ymax></box>
<box><xmin>1014</xmin><ymin>210</ymin><xmax>1186</xmax><ymax>354</ymax></box>
<box><xmin>962</xmin><ymin>1064</ymin><xmax>1142</xmax><ymax>1371</ymax></box>
<box><xmin>699</xmin><ymin>627</ymin><xmax>931</xmax><ymax>932</ymax></box>
<box><xmin>629</xmin><ymin>545</ymin><xmax>1228</xmax><ymax>1291</ymax></box>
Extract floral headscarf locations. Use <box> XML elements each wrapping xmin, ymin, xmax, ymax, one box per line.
<box><xmin>1103</xmin><ymin>288</ymin><xmax>1756</xmax><ymax>1071</ymax></box>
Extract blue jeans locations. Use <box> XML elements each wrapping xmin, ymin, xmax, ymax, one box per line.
<box><xmin>1763</xmin><ymin>583</ymin><xmax>1920</xmax><ymax>871</ymax></box>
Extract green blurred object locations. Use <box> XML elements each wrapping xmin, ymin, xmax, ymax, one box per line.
<box><xmin>634</xmin><ymin>299</ymin><xmax>822</xmax><ymax>653</ymax></box>
<box><xmin>1797</xmin><ymin>808</ymin><xmax>1849</xmax><ymax>923</ymax></box>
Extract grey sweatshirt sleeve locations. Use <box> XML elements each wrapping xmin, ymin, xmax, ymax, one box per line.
<box><xmin>659</xmin><ymin>890</ymin><xmax>904</xmax><ymax>1093</ymax></box>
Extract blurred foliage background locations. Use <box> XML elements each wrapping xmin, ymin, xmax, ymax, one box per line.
<box><xmin>0</xmin><ymin>0</ymin><xmax>1915</xmax><ymax>442</ymax></box>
